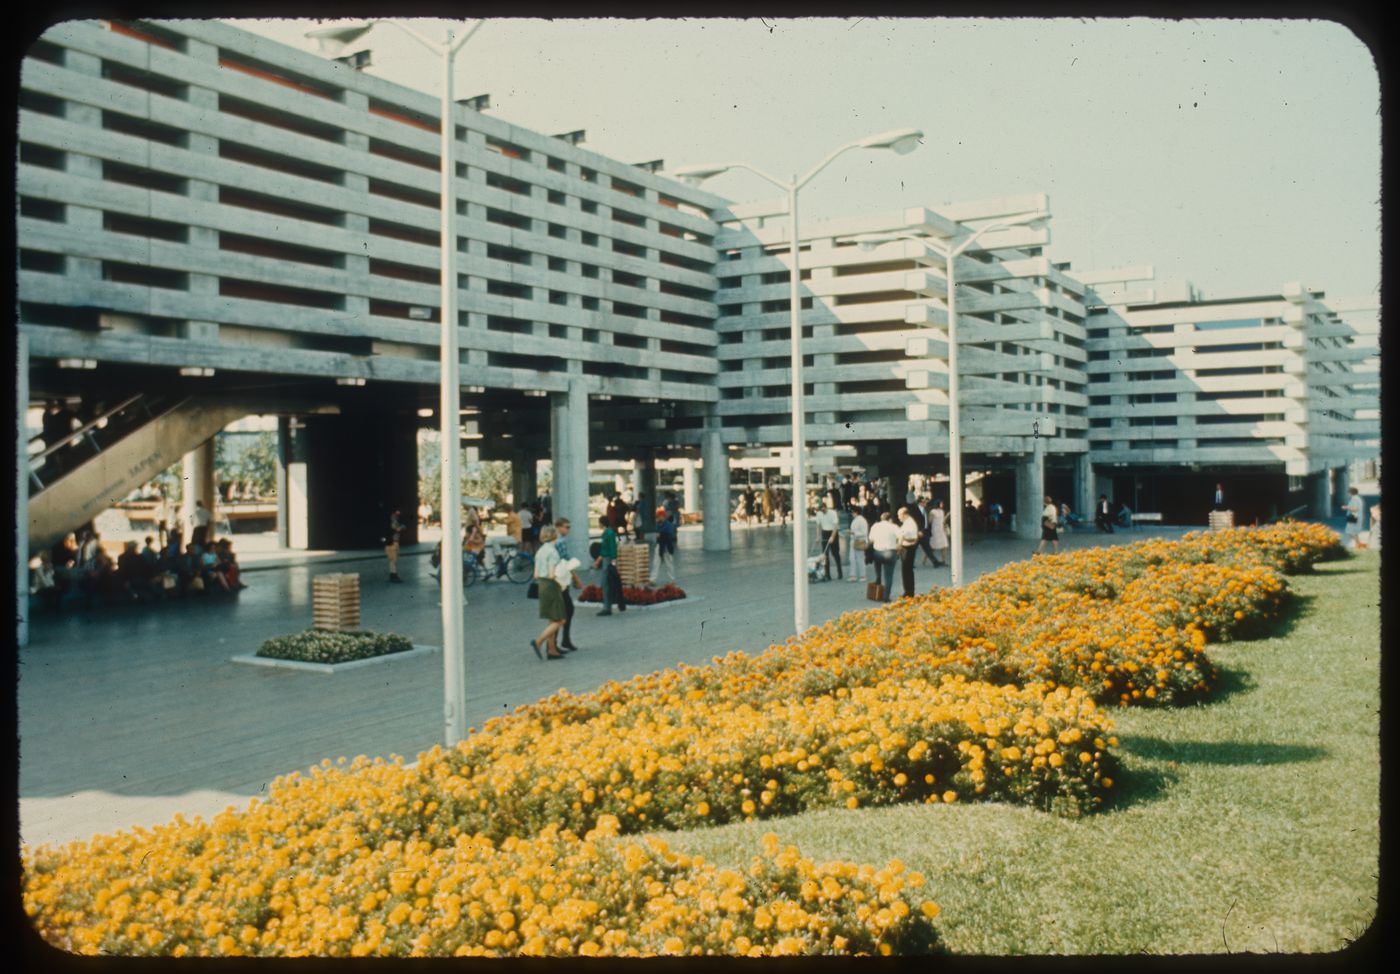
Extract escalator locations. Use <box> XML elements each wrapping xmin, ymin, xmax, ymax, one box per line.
<box><xmin>28</xmin><ymin>395</ymin><xmax>251</xmax><ymax>553</ymax></box>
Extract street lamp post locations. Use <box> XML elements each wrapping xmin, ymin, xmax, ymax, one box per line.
<box><xmin>853</xmin><ymin>211</ymin><xmax>1046</xmax><ymax>588</ymax></box>
<box><xmin>674</xmin><ymin>128</ymin><xmax>923</xmax><ymax>636</ymax></box>
<box><xmin>307</xmin><ymin>19</ymin><xmax>482</xmax><ymax>747</ymax></box>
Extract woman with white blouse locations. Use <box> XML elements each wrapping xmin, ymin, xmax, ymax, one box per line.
<box><xmin>848</xmin><ymin>503</ymin><xmax>869</xmax><ymax>583</ymax></box>
<box><xmin>529</xmin><ymin>525</ymin><xmax>568</xmax><ymax>660</ymax></box>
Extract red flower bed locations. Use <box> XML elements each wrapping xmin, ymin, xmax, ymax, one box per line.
<box><xmin>577</xmin><ymin>583</ymin><xmax>687</xmax><ymax>605</ymax></box>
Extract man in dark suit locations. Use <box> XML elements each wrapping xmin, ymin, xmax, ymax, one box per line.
<box><xmin>1096</xmin><ymin>494</ymin><xmax>1114</xmax><ymax>533</ymax></box>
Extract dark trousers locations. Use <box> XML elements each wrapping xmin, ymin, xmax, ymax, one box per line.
<box><xmin>899</xmin><ymin>545</ymin><xmax>916</xmax><ymax>598</ymax></box>
<box><xmin>873</xmin><ymin>551</ymin><xmax>896</xmax><ymax>601</ymax></box>
<box><xmin>603</xmin><ymin>561</ymin><xmax>625</xmax><ymax>611</ymax></box>
<box><xmin>1096</xmin><ymin>512</ymin><xmax>1113</xmax><ymax>533</ymax></box>
<box><xmin>918</xmin><ymin>533</ymin><xmax>938</xmax><ymax>565</ymax></box>
<box><xmin>562</xmin><ymin>588</ymin><xmax>576</xmax><ymax>646</ymax></box>
<box><xmin>823</xmin><ymin>533</ymin><xmax>842</xmax><ymax>578</ymax></box>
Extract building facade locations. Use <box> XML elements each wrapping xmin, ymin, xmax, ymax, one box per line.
<box><xmin>1080</xmin><ymin>268</ymin><xmax>1380</xmax><ymax>523</ymax></box>
<box><xmin>16</xmin><ymin>17</ymin><xmax>1380</xmax><ymax>562</ymax></box>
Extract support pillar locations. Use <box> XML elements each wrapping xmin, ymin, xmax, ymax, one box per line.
<box><xmin>1334</xmin><ymin>465</ymin><xmax>1349</xmax><ymax>517</ymax></box>
<box><xmin>701</xmin><ymin>425</ymin><xmax>731</xmax><ymax>551</ymax></box>
<box><xmin>1094</xmin><ymin>469</ymin><xmax>1114</xmax><ymax>508</ymax></box>
<box><xmin>630</xmin><ymin>460</ymin><xmax>643</xmax><ymax>501</ymax></box>
<box><xmin>635</xmin><ymin>451</ymin><xmax>658</xmax><ymax>534</ymax></box>
<box><xmin>1015</xmin><ymin>439</ymin><xmax>1046</xmax><ymax>541</ymax></box>
<box><xmin>682</xmin><ymin>458</ymin><xmax>698</xmax><ymax>514</ymax></box>
<box><xmin>549</xmin><ymin>380</ymin><xmax>591</xmax><ymax>541</ymax></box>
<box><xmin>510</xmin><ymin>451</ymin><xmax>538</xmax><ymax>509</ymax></box>
<box><xmin>181</xmin><ymin>438</ymin><xmax>217</xmax><ymax>534</ymax></box>
<box><xmin>1308</xmin><ymin>470</ymin><xmax>1330</xmax><ymax>519</ymax></box>
<box><xmin>285</xmin><ymin>419</ymin><xmax>309</xmax><ymax>550</ymax></box>
<box><xmin>883</xmin><ymin>458</ymin><xmax>914</xmax><ymax>509</ymax></box>
<box><xmin>17</xmin><ymin>332</ymin><xmax>29</xmax><ymax>647</ymax></box>
<box><xmin>1073</xmin><ymin>453</ymin><xmax>1093</xmax><ymax>520</ymax></box>
<box><xmin>275</xmin><ymin>416</ymin><xmax>290</xmax><ymax>549</ymax></box>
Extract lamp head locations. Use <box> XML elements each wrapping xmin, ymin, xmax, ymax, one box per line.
<box><xmin>305</xmin><ymin>20</ymin><xmax>376</xmax><ymax>56</ymax></box>
<box><xmin>670</xmin><ymin>163</ymin><xmax>733</xmax><ymax>185</ymax></box>
<box><xmin>856</xmin><ymin>127</ymin><xmax>924</xmax><ymax>155</ymax></box>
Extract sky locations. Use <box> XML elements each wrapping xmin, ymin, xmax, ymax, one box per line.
<box><xmin>231</xmin><ymin>16</ymin><xmax>1380</xmax><ymax>303</ymax></box>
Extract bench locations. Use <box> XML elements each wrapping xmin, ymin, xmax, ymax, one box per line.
<box><xmin>1131</xmin><ymin>512</ymin><xmax>1162</xmax><ymax>530</ymax></box>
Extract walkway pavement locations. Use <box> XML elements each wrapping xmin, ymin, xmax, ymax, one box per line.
<box><xmin>18</xmin><ymin>522</ymin><xmax>1192</xmax><ymax>851</ymax></box>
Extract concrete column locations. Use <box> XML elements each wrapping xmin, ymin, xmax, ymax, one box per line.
<box><xmin>1308</xmin><ymin>470</ymin><xmax>1330</xmax><ymax>519</ymax></box>
<box><xmin>17</xmin><ymin>332</ymin><xmax>29</xmax><ymax>647</ymax></box>
<box><xmin>636</xmin><ymin>452</ymin><xmax>658</xmax><ymax>533</ymax></box>
<box><xmin>549</xmin><ymin>380</ymin><xmax>591</xmax><ymax>541</ymax></box>
<box><xmin>181</xmin><ymin>438</ymin><xmax>217</xmax><ymax>533</ymax></box>
<box><xmin>682</xmin><ymin>458</ymin><xmax>699</xmax><ymax>513</ymax></box>
<box><xmin>630</xmin><ymin>460</ymin><xmax>643</xmax><ymax>500</ymax></box>
<box><xmin>701</xmin><ymin>426</ymin><xmax>732</xmax><ymax>551</ymax></box>
<box><xmin>275</xmin><ymin>417</ymin><xmax>290</xmax><ymax>549</ymax></box>
<box><xmin>287</xmin><ymin>445</ymin><xmax>309</xmax><ymax>551</ymax></box>
<box><xmin>1015</xmin><ymin>440</ymin><xmax>1046</xmax><ymax>541</ymax></box>
<box><xmin>511</xmin><ymin>452</ymin><xmax>538</xmax><ymax>509</ymax></box>
<box><xmin>1073</xmin><ymin>453</ymin><xmax>1093</xmax><ymax>519</ymax></box>
<box><xmin>1094</xmin><ymin>470</ymin><xmax>1114</xmax><ymax>507</ymax></box>
<box><xmin>883</xmin><ymin>459</ymin><xmax>914</xmax><ymax>509</ymax></box>
<box><xmin>1334</xmin><ymin>466</ymin><xmax>1350</xmax><ymax>517</ymax></box>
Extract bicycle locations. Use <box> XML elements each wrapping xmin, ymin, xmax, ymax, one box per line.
<box><xmin>431</xmin><ymin>541</ymin><xmax>534</xmax><ymax>587</ymax></box>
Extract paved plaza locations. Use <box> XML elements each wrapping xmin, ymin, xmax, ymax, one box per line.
<box><xmin>18</xmin><ymin>521</ymin><xmax>1194</xmax><ymax>851</ymax></box>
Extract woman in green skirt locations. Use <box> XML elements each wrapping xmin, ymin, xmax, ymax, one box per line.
<box><xmin>530</xmin><ymin>525</ymin><xmax>568</xmax><ymax>660</ymax></box>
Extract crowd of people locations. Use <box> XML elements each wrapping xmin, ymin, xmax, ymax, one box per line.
<box><xmin>734</xmin><ymin>484</ymin><xmax>791</xmax><ymax>525</ymax></box>
<box><xmin>30</xmin><ymin>525</ymin><xmax>246</xmax><ymax>612</ymax></box>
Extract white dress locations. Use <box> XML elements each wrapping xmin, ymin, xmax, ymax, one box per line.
<box><xmin>928</xmin><ymin>508</ymin><xmax>947</xmax><ymax>548</ymax></box>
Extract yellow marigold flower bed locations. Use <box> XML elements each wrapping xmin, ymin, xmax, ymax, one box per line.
<box><xmin>22</xmin><ymin>523</ymin><xmax>1336</xmax><ymax>956</ymax></box>
<box><xmin>410</xmin><ymin>674</ymin><xmax>1115</xmax><ymax>843</ymax></box>
<box><xmin>25</xmin><ymin>813</ymin><xmax>939</xmax><ymax>956</ymax></box>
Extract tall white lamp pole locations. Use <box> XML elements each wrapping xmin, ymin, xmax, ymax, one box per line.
<box><xmin>853</xmin><ymin>211</ymin><xmax>1046</xmax><ymax>588</ymax></box>
<box><xmin>308</xmin><ymin>19</ymin><xmax>482</xmax><ymax>746</ymax></box>
<box><xmin>674</xmin><ymin>128</ymin><xmax>922</xmax><ymax>635</ymax></box>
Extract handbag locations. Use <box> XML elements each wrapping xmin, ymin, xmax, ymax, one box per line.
<box><xmin>526</xmin><ymin>580</ymin><xmax>539</xmax><ymax>599</ymax></box>
<box><xmin>853</xmin><ymin>539</ymin><xmax>867</xmax><ymax>550</ymax></box>
<box><xmin>1346</xmin><ymin>512</ymin><xmax>1358</xmax><ymax>524</ymax></box>
<box><xmin>866</xmin><ymin>582</ymin><xmax>885</xmax><ymax>602</ymax></box>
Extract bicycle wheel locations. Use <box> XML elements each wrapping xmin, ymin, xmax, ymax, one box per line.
<box><xmin>462</xmin><ymin>558</ymin><xmax>480</xmax><ymax>588</ymax></box>
<box><xmin>505</xmin><ymin>551</ymin><xmax>534</xmax><ymax>583</ymax></box>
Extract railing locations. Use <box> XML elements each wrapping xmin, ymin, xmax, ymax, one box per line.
<box><xmin>28</xmin><ymin>395</ymin><xmax>182</xmax><ymax>492</ymax></box>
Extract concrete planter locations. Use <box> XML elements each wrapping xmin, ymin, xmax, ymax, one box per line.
<box><xmin>231</xmin><ymin>644</ymin><xmax>440</xmax><ymax>674</ymax></box>
<box><xmin>575</xmin><ymin>595</ymin><xmax>702</xmax><ymax>612</ymax></box>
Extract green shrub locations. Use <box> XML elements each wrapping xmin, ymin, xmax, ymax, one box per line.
<box><xmin>255</xmin><ymin>629</ymin><xmax>413</xmax><ymax>665</ymax></box>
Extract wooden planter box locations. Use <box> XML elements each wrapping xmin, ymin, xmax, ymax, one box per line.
<box><xmin>1208</xmin><ymin>510</ymin><xmax>1235</xmax><ymax>532</ymax></box>
<box><xmin>312</xmin><ymin>573</ymin><xmax>361</xmax><ymax>631</ymax></box>
<box><xmin>615</xmin><ymin>543</ymin><xmax>651</xmax><ymax>587</ymax></box>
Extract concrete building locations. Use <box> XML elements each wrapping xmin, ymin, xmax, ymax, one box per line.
<box><xmin>711</xmin><ymin>196</ymin><xmax>1092</xmax><ymax>527</ymax></box>
<box><xmin>1079</xmin><ymin>268</ymin><xmax>1380</xmax><ymax>524</ymax></box>
<box><xmin>17</xmin><ymin>18</ymin><xmax>733</xmax><ymax>556</ymax></box>
<box><xmin>16</xmin><ymin>16</ymin><xmax>1381</xmax><ymax>575</ymax></box>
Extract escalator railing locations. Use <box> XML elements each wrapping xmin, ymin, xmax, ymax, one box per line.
<box><xmin>28</xmin><ymin>395</ymin><xmax>180</xmax><ymax>493</ymax></box>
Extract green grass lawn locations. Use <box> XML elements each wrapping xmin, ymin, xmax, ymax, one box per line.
<box><xmin>649</xmin><ymin>550</ymin><xmax>1381</xmax><ymax>954</ymax></box>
